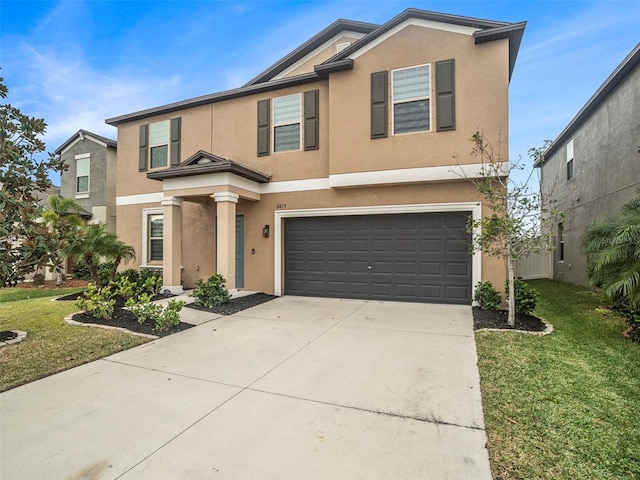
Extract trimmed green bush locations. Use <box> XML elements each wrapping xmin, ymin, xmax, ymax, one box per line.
<box><xmin>192</xmin><ymin>274</ymin><xmax>231</xmax><ymax>308</ymax></box>
<box><xmin>474</xmin><ymin>281</ymin><xmax>502</xmax><ymax>311</ymax></box>
<box><xmin>127</xmin><ymin>299</ymin><xmax>186</xmax><ymax>331</ymax></box>
<box><xmin>506</xmin><ymin>279</ymin><xmax>539</xmax><ymax>315</ymax></box>
<box><xmin>75</xmin><ymin>283</ymin><xmax>116</xmax><ymax>320</ymax></box>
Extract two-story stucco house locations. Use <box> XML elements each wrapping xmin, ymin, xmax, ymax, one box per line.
<box><xmin>106</xmin><ymin>8</ymin><xmax>525</xmax><ymax>304</ymax></box>
<box><xmin>55</xmin><ymin>129</ymin><xmax>118</xmax><ymax>234</ymax></box>
<box><xmin>535</xmin><ymin>43</ymin><xmax>640</xmax><ymax>286</ymax></box>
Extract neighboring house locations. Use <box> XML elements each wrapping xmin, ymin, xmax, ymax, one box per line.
<box><xmin>106</xmin><ymin>8</ymin><xmax>525</xmax><ymax>304</ymax></box>
<box><xmin>536</xmin><ymin>43</ymin><xmax>640</xmax><ymax>286</ymax></box>
<box><xmin>55</xmin><ymin>130</ymin><xmax>118</xmax><ymax>234</ymax></box>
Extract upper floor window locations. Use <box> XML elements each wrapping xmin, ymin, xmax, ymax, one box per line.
<box><xmin>138</xmin><ymin>118</ymin><xmax>181</xmax><ymax>172</ymax></box>
<box><xmin>392</xmin><ymin>64</ymin><xmax>430</xmax><ymax>134</ymax></box>
<box><xmin>566</xmin><ymin>139</ymin><xmax>574</xmax><ymax>180</ymax></box>
<box><xmin>149</xmin><ymin>120</ymin><xmax>170</xmax><ymax>169</ymax></box>
<box><xmin>273</xmin><ymin>94</ymin><xmax>301</xmax><ymax>152</ymax></box>
<box><xmin>76</xmin><ymin>154</ymin><xmax>90</xmax><ymax>195</ymax></box>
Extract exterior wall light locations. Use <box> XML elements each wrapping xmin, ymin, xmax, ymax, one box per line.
<box><xmin>263</xmin><ymin>225</ymin><xmax>270</xmax><ymax>238</ymax></box>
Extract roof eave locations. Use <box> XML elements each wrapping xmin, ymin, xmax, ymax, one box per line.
<box><xmin>106</xmin><ymin>72</ymin><xmax>321</xmax><ymax>126</ymax></box>
<box><xmin>473</xmin><ymin>21</ymin><xmax>527</xmax><ymax>80</ymax></box>
<box><xmin>536</xmin><ymin>42</ymin><xmax>640</xmax><ymax>166</ymax></box>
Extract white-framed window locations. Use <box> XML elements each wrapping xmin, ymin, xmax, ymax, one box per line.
<box><xmin>149</xmin><ymin>120</ymin><xmax>170</xmax><ymax>169</ymax></box>
<box><xmin>566</xmin><ymin>138</ymin><xmax>574</xmax><ymax>180</ymax></box>
<box><xmin>75</xmin><ymin>154</ymin><xmax>90</xmax><ymax>195</ymax></box>
<box><xmin>273</xmin><ymin>94</ymin><xmax>301</xmax><ymax>152</ymax></box>
<box><xmin>142</xmin><ymin>208</ymin><xmax>164</xmax><ymax>264</ymax></box>
<box><xmin>392</xmin><ymin>64</ymin><xmax>431</xmax><ymax>134</ymax></box>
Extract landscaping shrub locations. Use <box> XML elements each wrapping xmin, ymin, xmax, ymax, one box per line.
<box><xmin>32</xmin><ymin>272</ymin><xmax>45</xmax><ymax>286</ymax></box>
<box><xmin>127</xmin><ymin>299</ymin><xmax>186</xmax><ymax>331</ymax></box>
<box><xmin>75</xmin><ymin>283</ymin><xmax>116</xmax><ymax>320</ymax></box>
<box><xmin>474</xmin><ymin>281</ymin><xmax>502</xmax><ymax>311</ymax></box>
<box><xmin>72</xmin><ymin>262</ymin><xmax>91</xmax><ymax>280</ymax></box>
<box><xmin>506</xmin><ymin>279</ymin><xmax>539</xmax><ymax>315</ymax></box>
<box><xmin>192</xmin><ymin>274</ymin><xmax>231</xmax><ymax>308</ymax></box>
<box><xmin>115</xmin><ymin>269</ymin><xmax>162</xmax><ymax>300</ymax></box>
<box><xmin>611</xmin><ymin>298</ymin><xmax>640</xmax><ymax>344</ymax></box>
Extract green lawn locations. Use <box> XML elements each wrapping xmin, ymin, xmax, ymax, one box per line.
<box><xmin>477</xmin><ymin>279</ymin><xmax>640</xmax><ymax>480</ymax></box>
<box><xmin>0</xmin><ymin>289</ymin><xmax>149</xmax><ymax>392</ymax></box>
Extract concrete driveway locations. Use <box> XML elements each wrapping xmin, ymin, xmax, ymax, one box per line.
<box><xmin>0</xmin><ymin>296</ymin><xmax>491</xmax><ymax>479</ymax></box>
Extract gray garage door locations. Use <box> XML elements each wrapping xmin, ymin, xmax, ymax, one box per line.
<box><xmin>284</xmin><ymin>212</ymin><xmax>472</xmax><ymax>304</ymax></box>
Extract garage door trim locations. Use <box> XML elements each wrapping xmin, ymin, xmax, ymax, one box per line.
<box><xmin>274</xmin><ymin>202</ymin><xmax>482</xmax><ymax>297</ymax></box>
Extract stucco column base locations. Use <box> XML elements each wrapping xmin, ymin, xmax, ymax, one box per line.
<box><xmin>162</xmin><ymin>197</ymin><xmax>183</xmax><ymax>291</ymax></box>
<box><xmin>213</xmin><ymin>192</ymin><xmax>238</xmax><ymax>290</ymax></box>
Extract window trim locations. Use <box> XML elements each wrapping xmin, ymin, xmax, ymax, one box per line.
<box><xmin>149</xmin><ymin>120</ymin><xmax>170</xmax><ymax>170</ymax></box>
<box><xmin>391</xmin><ymin>63</ymin><xmax>432</xmax><ymax>136</ymax></box>
<box><xmin>566</xmin><ymin>138</ymin><xmax>574</xmax><ymax>181</ymax></box>
<box><xmin>75</xmin><ymin>153</ymin><xmax>90</xmax><ymax>198</ymax></box>
<box><xmin>272</xmin><ymin>93</ymin><xmax>302</xmax><ymax>153</ymax></box>
<box><xmin>142</xmin><ymin>208</ymin><xmax>164</xmax><ymax>266</ymax></box>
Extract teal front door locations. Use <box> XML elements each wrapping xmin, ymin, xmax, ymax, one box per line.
<box><xmin>235</xmin><ymin>216</ymin><xmax>244</xmax><ymax>288</ymax></box>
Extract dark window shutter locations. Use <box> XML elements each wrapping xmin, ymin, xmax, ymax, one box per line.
<box><xmin>371</xmin><ymin>71</ymin><xmax>388</xmax><ymax>138</ymax></box>
<box><xmin>257</xmin><ymin>99</ymin><xmax>270</xmax><ymax>156</ymax></box>
<box><xmin>139</xmin><ymin>124</ymin><xmax>148</xmax><ymax>172</ymax></box>
<box><xmin>170</xmin><ymin>117</ymin><xmax>181</xmax><ymax>166</ymax></box>
<box><xmin>304</xmin><ymin>90</ymin><xmax>319</xmax><ymax>151</ymax></box>
<box><xmin>436</xmin><ymin>59</ymin><xmax>456</xmax><ymax>131</ymax></box>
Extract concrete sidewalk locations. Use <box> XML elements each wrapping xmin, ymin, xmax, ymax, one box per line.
<box><xmin>0</xmin><ymin>296</ymin><xmax>491</xmax><ymax>479</ymax></box>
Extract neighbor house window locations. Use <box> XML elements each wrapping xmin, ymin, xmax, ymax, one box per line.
<box><xmin>558</xmin><ymin>222</ymin><xmax>565</xmax><ymax>261</ymax></box>
<box><xmin>273</xmin><ymin>94</ymin><xmax>301</xmax><ymax>152</ymax></box>
<box><xmin>149</xmin><ymin>120</ymin><xmax>170</xmax><ymax>169</ymax></box>
<box><xmin>75</xmin><ymin>154</ymin><xmax>90</xmax><ymax>194</ymax></box>
<box><xmin>392</xmin><ymin>64</ymin><xmax>430</xmax><ymax>134</ymax></box>
<box><xmin>566</xmin><ymin>139</ymin><xmax>574</xmax><ymax>180</ymax></box>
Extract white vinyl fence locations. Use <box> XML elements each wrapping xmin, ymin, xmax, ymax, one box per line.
<box><xmin>515</xmin><ymin>250</ymin><xmax>552</xmax><ymax>280</ymax></box>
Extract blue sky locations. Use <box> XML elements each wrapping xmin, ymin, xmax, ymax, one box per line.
<box><xmin>2</xmin><ymin>0</ymin><xmax>639</xmax><ymax>186</ymax></box>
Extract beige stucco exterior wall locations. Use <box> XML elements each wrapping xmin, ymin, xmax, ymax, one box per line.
<box><xmin>283</xmin><ymin>35</ymin><xmax>365</xmax><ymax>78</ymax></box>
<box><xmin>328</xmin><ymin>25</ymin><xmax>509</xmax><ymax>175</ymax></box>
<box><xmin>115</xmin><ymin>22</ymin><xmax>511</xmax><ymax>298</ymax></box>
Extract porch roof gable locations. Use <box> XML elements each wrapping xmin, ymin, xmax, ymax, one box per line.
<box><xmin>146</xmin><ymin>150</ymin><xmax>271</xmax><ymax>184</ymax></box>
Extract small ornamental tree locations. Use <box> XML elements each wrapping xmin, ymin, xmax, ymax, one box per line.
<box><xmin>456</xmin><ymin>132</ymin><xmax>561</xmax><ymax>326</ymax></box>
<box><xmin>41</xmin><ymin>195</ymin><xmax>84</xmax><ymax>285</ymax></box>
<box><xmin>0</xmin><ymin>75</ymin><xmax>67</xmax><ymax>285</ymax></box>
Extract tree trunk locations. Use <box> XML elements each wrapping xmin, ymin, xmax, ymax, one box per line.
<box><xmin>506</xmin><ymin>244</ymin><xmax>516</xmax><ymax>326</ymax></box>
<box><xmin>86</xmin><ymin>257</ymin><xmax>100</xmax><ymax>286</ymax></box>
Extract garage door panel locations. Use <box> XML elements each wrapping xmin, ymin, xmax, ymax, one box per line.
<box><xmin>420</xmin><ymin>239</ymin><xmax>442</xmax><ymax>252</ymax></box>
<box><xmin>285</xmin><ymin>212</ymin><xmax>472</xmax><ymax>304</ymax></box>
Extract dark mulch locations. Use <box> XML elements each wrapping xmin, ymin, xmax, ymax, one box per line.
<box><xmin>61</xmin><ymin>294</ymin><xmax>193</xmax><ymax>338</ymax></box>
<box><xmin>58</xmin><ymin>292</ymin><xmax>277</xmax><ymax>337</ymax></box>
<box><xmin>186</xmin><ymin>293</ymin><xmax>277</xmax><ymax>315</ymax></box>
<box><xmin>473</xmin><ymin>307</ymin><xmax>547</xmax><ymax>332</ymax></box>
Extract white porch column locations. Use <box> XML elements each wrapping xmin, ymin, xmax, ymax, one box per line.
<box><xmin>161</xmin><ymin>196</ymin><xmax>184</xmax><ymax>294</ymax></box>
<box><xmin>213</xmin><ymin>192</ymin><xmax>239</xmax><ymax>290</ymax></box>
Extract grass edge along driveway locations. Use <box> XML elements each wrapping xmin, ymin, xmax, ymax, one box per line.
<box><xmin>0</xmin><ymin>289</ymin><xmax>149</xmax><ymax>392</ymax></box>
<box><xmin>476</xmin><ymin>279</ymin><xmax>640</xmax><ymax>480</ymax></box>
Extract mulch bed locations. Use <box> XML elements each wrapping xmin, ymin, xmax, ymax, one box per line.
<box><xmin>185</xmin><ymin>293</ymin><xmax>277</xmax><ymax>315</ymax></box>
<box><xmin>16</xmin><ymin>279</ymin><xmax>90</xmax><ymax>289</ymax></box>
<box><xmin>58</xmin><ymin>292</ymin><xmax>277</xmax><ymax>337</ymax></box>
<box><xmin>473</xmin><ymin>307</ymin><xmax>547</xmax><ymax>332</ymax></box>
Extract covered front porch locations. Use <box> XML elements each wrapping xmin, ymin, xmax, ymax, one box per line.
<box><xmin>147</xmin><ymin>151</ymin><xmax>271</xmax><ymax>294</ymax></box>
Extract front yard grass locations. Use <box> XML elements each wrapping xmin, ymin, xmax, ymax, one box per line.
<box><xmin>477</xmin><ymin>279</ymin><xmax>640</xmax><ymax>480</ymax></box>
<box><xmin>0</xmin><ymin>290</ymin><xmax>149</xmax><ymax>392</ymax></box>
